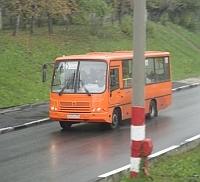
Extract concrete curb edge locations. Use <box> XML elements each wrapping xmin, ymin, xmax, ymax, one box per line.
<box><xmin>172</xmin><ymin>82</ymin><xmax>199</xmax><ymax>92</ymax></box>
<box><xmin>0</xmin><ymin>118</ymin><xmax>50</xmax><ymax>135</ymax></box>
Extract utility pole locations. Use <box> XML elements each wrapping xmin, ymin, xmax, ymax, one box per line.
<box><xmin>130</xmin><ymin>0</ymin><xmax>153</xmax><ymax>178</ymax></box>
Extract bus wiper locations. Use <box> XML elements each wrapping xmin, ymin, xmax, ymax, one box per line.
<box><xmin>58</xmin><ymin>80</ymin><xmax>72</xmax><ymax>96</ymax></box>
<box><xmin>80</xmin><ymin>80</ymin><xmax>91</xmax><ymax>96</ymax></box>
<box><xmin>59</xmin><ymin>72</ymin><xmax>76</xmax><ymax>96</ymax></box>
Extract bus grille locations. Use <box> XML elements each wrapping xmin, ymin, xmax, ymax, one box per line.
<box><xmin>59</xmin><ymin>102</ymin><xmax>90</xmax><ymax>112</ymax></box>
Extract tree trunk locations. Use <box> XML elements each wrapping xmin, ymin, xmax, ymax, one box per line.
<box><xmin>22</xmin><ymin>12</ymin><xmax>27</xmax><ymax>29</ymax></box>
<box><xmin>30</xmin><ymin>15</ymin><xmax>35</xmax><ymax>35</ymax></box>
<box><xmin>13</xmin><ymin>14</ymin><xmax>20</xmax><ymax>36</ymax></box>
<box><xmin>65</xmin><ymin>14</ymin><xmax>71</xmax><ymax>31</ymax></box>
<box><xmin>117</xmin><ymin>8</ymin><xmax>122</xmax><ymax>25</ymax></box>
<box><xmin>117</xmin><ymin>2</ymin><xmax>124</xmax><ymax>25</ymax></box>
<box><xmin>0</xmin><ymin>8</ymin><xmax>2</xmax><ymax>30</ymax></box>
<box><xmin>111</xmin><ymin>12</ymin><xmax>115</xmax><ymax>25</ymax></box>
<box><xmin>47</xmin><ymin>12</ymin><xmax>53</xmax><ymax>33</ymax></box>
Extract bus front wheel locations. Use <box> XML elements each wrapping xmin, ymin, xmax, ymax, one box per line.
<box><xmin>108</xmin><ymin>109</ymin><xmax>119</xmax><ymax>130</ymax></box>
<box><xmin>59</xmin><ymin>121</ymin><xmax>73</xmax><ymax>130</ymax></box>
<box><xmin>147</xmin><ymin>100</ymin><xmax>157</xmax><ymax>119</ymax></box>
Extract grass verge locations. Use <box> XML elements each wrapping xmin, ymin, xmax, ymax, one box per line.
<box><xmin>121</xmin><ymin>144</ymin><xmax>200</xmax><ymax>182</ymax></box>
<box><xmin>0</xmin><ymin>22</ymin><xmax>200</xmax><ymax>108</ymax></box>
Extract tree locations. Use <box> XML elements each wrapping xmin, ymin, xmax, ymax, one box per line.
<box><xmin>62</xmin><ymin>0</ymin><xmax>77</xmax><ymax>31</ymax></box>
<box><xmin>23</xmin><ymin>0</ymin><xmax>45</xmax><ymax>35</ymax></box>
<box><xmin>146</xmin><ymin>0</ymin><xmax>200</xmax><ymax>31</ymax></box>
<box><xmin>146</xmin><ymin>0</ymin><xmax>172</xmax><ymax>22</ymax></box>
<box><xmin>168</xmin><ymin>0</ymin><xmax>200</xmax><ymax>30</ymax></box>
<box><xmin>0</xmin><ymin>7</ymin><xmax>2</xmax><ymax>29</ymax></box>
<box><xmin>0</xmin><ymin>0</ymin><xmax>5</xmax><ymax>30</ymax></box>
<box><xmin>106</xmin><ymin>0</ymin><xmax>132</xmax><ymax>25</ymax></box>
<box><xmin>74</xmin><ymin>0</ymin><xmax>111</xmax><ymax>35</ymax></box>
<box><xmin>44</xmin><ymin>0</ymin><xmax>77</xmax><ymax>33</ymax></box>
<box><xmin>10</xmin><ymin>0</ymin><xmax>24</xmax><ymax>36</ymax></box>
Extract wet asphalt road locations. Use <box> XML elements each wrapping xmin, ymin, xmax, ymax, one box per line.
<box><xmin>0</xmin><ymin>81</ymin><xmax>198</xmax><ymax>130</ymax></box>
<box><xmin>0</xmin><ymin>102</ymin><xmax>49</xmax><ymax>129</ymax></box>
<box><xmin>0</xmin><ymin>85</ymin><xmax>200</xmax><ymax>182</ymax></box>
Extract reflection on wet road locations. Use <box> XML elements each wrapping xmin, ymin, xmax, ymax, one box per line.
<box><xmin>0</xmin><ymin>87</ymin><xmax>200</xmax><ymax>182</ymax></box>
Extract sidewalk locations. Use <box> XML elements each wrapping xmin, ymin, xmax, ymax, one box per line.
<box><xmin>172</xmin><ymin>76</ymin><xmax>200</xmax><ymax>91</ymax></box>
<box><xmin>0</xmin><ymin>77</ymin><xmax>199</xmax><ymax>134</ymax></box>
<box><xmin>0</xmin><ymin>102</ymin><xmax>50</xmax><ymax>134</ymax></box>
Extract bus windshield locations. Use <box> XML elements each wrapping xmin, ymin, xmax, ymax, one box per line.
<box><xmin>52</xmin><ymin>60</ymin><xmax>107</xmax><ymax>95</ymax></box>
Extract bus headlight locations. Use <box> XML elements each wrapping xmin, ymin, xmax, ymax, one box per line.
<box><xmin>50</xmin><ymin>99</ymin><xmax>58</xmax><ymax>111</ymax></box>
<box><xmin>51</xmin><ymin>106</ymin><xmax>58</xmax><ymax>111</ymax></box>
<box><xmin>92</xmin><ymin>108</ymin><xmax>101</xmax><ymax>112</ymax></box>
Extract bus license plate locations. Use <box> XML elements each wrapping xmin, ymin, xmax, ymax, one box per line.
<box><xmin>67</xmin><ymin>114</ymin><xmax>80</xmax><ymax>119</ymax></box>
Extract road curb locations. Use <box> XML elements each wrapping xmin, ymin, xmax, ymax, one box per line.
<box><xmin>95</xmin><ymin>134</ymin><xmax>200</xmax><ymax>182</ymax></box>
<box><xmin>172</xmin><ymin>82</ymin><xmax>199</xmax><ymax>92</ymax></box>
<box><xmin>0</xmin><ymin>118</ymin><xmax>50</xmax><ymax>135</ymax></box>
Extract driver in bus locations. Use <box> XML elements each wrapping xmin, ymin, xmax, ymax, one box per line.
<box><xmin>80</xmin><ymin>70</ymin><xmax>88</xmax><ymax>84</ymax></box>
<box><xmin>88</xmin><ymin>68</ymin><xmax>98</xmax><ymax>84</ymax></box>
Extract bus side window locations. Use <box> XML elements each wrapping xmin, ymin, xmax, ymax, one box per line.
<box><xmin>155</xmin><ymin>57</ymin><xmax>165</xmax><ymax>82</ymax></box>
<box><xmin>165</xmin><ymin>57</ymin><xmax>170</xmax><ymax>80</ymax></box>
<box><xmin>122</xmin><ymin>59</ymin><xmax>132</xmax><ymax>88</ymax></box>
<box><xmin>145</xmin><ymin>58</ymin><xmax>155</xmax><ymax>84</ymax></box>
<box><xmin>110</xmin><ymin>68</ymin><xmax>119</xmax><ymax>91</ymax></box>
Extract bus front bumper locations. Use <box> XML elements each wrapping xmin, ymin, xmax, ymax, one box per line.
<box><xmin>49</xmin><ymin>111</ymin><xmax>111</xmax><ymax>123</ymax></box>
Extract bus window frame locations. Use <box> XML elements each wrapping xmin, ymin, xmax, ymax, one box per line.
<box><xmin>145</xmin><ymin>56</ymin><xmax>171</xmax><ymax>85</ymax></box>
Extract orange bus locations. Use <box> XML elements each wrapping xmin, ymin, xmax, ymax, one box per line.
<box><xmin>42</xmin><ymin>51</ymin><xmax>172</xmax><ymax>130</ymax></box>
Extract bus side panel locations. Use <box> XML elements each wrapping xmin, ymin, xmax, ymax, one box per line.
<box><xmin>145</xmin><ymin>81</ymin><xmax>172</xmax><ymax>112</ymax></box>
<box><xmin>119</xmin><ymin>88</ymin><xmax>132</xmax><ymax>120</ymax></box>
<box><xmin>145</xmin><ymin>99</ymin><xmax>151</xmax><ymax>115</ymax></box>
<box><xmin>121</xmin><ymin>103</ymin><xmax>132</xmax><ymax>120</ymax></box>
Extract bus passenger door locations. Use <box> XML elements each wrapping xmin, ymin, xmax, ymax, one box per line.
<box><xmin>109</xmin><ymin>66</ymin><xmax>121</xmax><ymax>106</ymax></box>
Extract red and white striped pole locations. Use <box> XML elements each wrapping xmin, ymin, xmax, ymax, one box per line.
<box><xmin>131</xmin><ymin>0</ymin><xmax>153</xmax><ymax>178</ymax></box>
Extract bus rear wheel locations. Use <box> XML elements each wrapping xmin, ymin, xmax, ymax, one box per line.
<box><xmin>59</xmin><ymin>121</ymin><xmax>73</xmax><ymax>130</ymax></box>
<box><xmin>147</xmin><ymin>100</ymin><xmax>157</xmax><ymax>119</ymax></box>
<box><xmin>108</xmin><ymin>109</ymin><xmax>119</xmax><ymax>130</ymax></box>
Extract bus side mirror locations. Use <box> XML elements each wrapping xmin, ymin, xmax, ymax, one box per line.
<box><xmin>42</xmin><ymin>64</ymin><xmax>47</xmax><ymax>82</ymax></box>
<box><xmin>42</xmin><ymin>71</ymin><xmax>46</xmax><ymax>82</ymax></box>
<box><xmin>42</xmin><ymin>64</ymin><xmax>48</xmax><ymax>70</ymax></box>
<box><xmin>41</xmin><ymin>63</ymin><xmax>54</xmax><ymax>82</ymax></box>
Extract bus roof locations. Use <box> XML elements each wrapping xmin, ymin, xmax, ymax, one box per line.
<box><xmin>56</xmin><ymin>51</ymin><xmax>170</xmax><ymax>61</ymax></box>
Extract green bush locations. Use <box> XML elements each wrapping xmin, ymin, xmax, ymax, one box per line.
<box><xmin>146</xmin><ymin>21</ymin><xmax>156</xmax><ymax>37</ymax></box>
<box><xmin>120</xmin><ymin>15</ymin><xmax>133</xmax><ymax>36</ymax></box>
